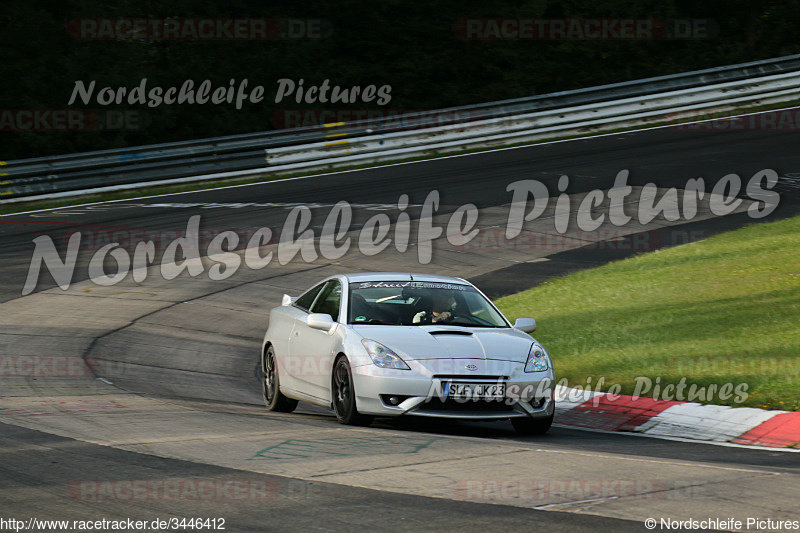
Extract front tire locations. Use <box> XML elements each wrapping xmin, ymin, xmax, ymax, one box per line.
<box><xmin>263</xmin><ymin>345</ymin><xmax>298</xmax><ymax>413</ymax></box>
<box><xmin>332</xmin><ymin>356</ymin><xmax>373</xmax><ymax>426</ymax></box>
<box><xmin>512</xmin><ymin>414</ymin><xmax>553</xmax><ymax>435</ymax></box>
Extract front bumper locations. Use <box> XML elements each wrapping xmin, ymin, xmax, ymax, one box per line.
<box><xmin>351</xmin><ymin>358</ymin><xmax>555</xmax><ymax>420</ymax></box>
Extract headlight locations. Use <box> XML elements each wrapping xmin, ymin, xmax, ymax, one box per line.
<box><xmin>362</xmin><ymin>339</ymin><xmax>410</xmax><ymax>370</ymax></box>
<box><xmin>524</xmin><ymin>342</ymin><xmax>550</xmax><ymax>372</ymax></box>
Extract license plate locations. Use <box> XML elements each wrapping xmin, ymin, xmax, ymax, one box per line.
<box><xmin>443</xmin><ymin>382</ymin><xmax>506</xmax><ymax>399</ymax></box>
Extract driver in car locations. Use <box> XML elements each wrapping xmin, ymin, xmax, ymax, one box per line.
<box><xmin>413</xmin><ymin>291</ymin><xmax>455</xmax><ymax>324</ymax></box>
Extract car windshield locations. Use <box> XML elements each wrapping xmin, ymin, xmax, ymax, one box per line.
<box><xmin>348</xmin><ymin>281</ymin><xmax>509</xmax><ymax>327</ymax></box>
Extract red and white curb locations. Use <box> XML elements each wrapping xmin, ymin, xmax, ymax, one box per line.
<box><xmin>554</xmin><ymin>386</ymin><xmax>800</xmax><ymax>449</ymax></box>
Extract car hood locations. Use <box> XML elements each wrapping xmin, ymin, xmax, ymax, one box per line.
<box><xmin>351</xmin><ymin>325</ymin><xmax>534</xmax><ymax>363</ymax></box>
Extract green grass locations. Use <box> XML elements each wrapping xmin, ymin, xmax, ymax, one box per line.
<box><xmin>496</xmin><ymin>215</ymin><xmax>800</xmax><ymax>411</ymax></box>
<box><xmin>3</xmin><ymin>98</ymin><xmax>799</xmax><ymax>216</ymax></box>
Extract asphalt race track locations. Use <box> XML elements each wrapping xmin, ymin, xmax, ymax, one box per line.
<box><xmin>2</xmin><ymin>114</ymin><xmax>800</xmax><ymax>532</ymax></box>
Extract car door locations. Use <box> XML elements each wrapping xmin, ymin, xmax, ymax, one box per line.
<box><xmin>278</xmin><ymin>281</ymin><xmax>326</xmax><ymax>393</ymax></box>
<box><xmin>288</xmin><ymin>279</ymin><xmax>343</xmax><ymax>402</ymax></box>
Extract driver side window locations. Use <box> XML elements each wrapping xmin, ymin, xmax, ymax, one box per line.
<box><xmin>310</xmin><ymin>280</ymin><xmax>342</xmax><ymax>322</ymax></box>
<box><xmin>293</xmin><ymin>282</ymin><xmax>325</xmax><ymax>312</ymax></box>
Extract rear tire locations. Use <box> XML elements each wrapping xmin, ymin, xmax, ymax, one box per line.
<box><xmin>512</xmin><ymin>414</ymin><xmax>553</xmax><ymax>435</ymax></box>
<box><xmin>332</xmin><ymin>356</ymin><xmax>373</xmax><ymax>426</ymax></box>
<box><xmin>263</xmin><ymin>345</ymin><xmax>298</xmax><ymax>413</ymax></box>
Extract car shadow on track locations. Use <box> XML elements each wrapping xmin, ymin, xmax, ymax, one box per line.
<box><xmin>295</xmin><ymin>402</ymin><xmax>531</xmax><ymax>439</ymax></box>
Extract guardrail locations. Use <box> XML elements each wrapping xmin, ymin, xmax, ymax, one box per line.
<box><xmin>264</xmin><ymin>71</ymin><xmax>800</xmax><ymax>170</ymax></box>
<box><xmin>3</xmin><ymin>53</ymin><xmax>800</xmax><ymax>203</ymax></box>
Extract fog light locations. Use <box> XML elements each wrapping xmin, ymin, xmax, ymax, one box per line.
<box><xmin>381</xmin><ymin>394</ymin><xmax>409</xmax><ymax>407</ymax></box>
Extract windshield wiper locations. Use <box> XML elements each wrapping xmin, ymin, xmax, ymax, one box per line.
<box><xmin>444</xmin><ymin>321</ymin><xmax>497</xmax><ymax>327</ymax></box>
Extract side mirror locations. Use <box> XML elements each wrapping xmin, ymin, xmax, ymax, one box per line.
<box><xmin>307</xmin><ymin>313</ymin><xmax>335</xmax><ymax>333</ymax></box>
<box><xmin>282</xmin><ymin>294</ymin><xmax>295</xmax><ymax>306</ymax></box>
<box><xmin>513</xmin><ymin>318</ymin><xmax>536</xmax><ymax>333</ymax></box>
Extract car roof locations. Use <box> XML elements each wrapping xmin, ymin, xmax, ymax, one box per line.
<box><xmin>341</xmin><ymin>272</ymin><xmax>470</xmax><ymax>284</ymax></box>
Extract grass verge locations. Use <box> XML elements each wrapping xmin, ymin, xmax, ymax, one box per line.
<box><xmin>496</xmin><ymin>215</ymin><xmax>800</xmax><ymax>411</ymax></box>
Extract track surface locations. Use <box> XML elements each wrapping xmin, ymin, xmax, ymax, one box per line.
<box><xmin>4</xmin><ymin>125</ymin><xmax>800</xmax><ymax>303</ymax></box>
<box><xmin>2</xmin><ymin>117</ymin><xmax>800</xmax><ymax>531</ymax></box>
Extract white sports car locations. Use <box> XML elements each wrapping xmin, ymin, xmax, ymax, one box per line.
<box><xmin>261</xmin><ymin>272</ymin><xmax>555</xmax><ymax>435</ymax></box>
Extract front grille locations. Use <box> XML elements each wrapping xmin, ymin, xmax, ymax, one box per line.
<box><xmin>433</xmin><ymin>375</ymin><xmax>508</xmax><ymax>381</ymax></box>
<box><xmin>417</xmin><ymin>398</ymin><xmax>516</xmax><ymax>412</ymax></box>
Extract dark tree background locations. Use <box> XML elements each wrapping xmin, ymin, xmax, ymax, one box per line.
<box><xmin>1</xmin><ymin>0</ymin><xmax>798</xmax><ymax>160</ymax></box>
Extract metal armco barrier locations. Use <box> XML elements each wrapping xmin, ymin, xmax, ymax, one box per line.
<box><xmin>2</xmin><ymin>54</ymin><xmax>800</xmax><ymax>203</ymax></box>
